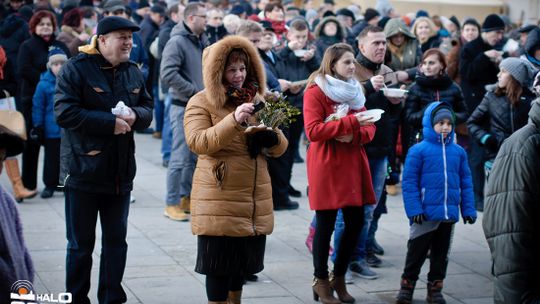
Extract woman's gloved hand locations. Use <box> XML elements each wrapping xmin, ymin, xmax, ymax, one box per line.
<box><xmin>246</xmin><ymin>130</ymin><xmax>278</xmax><ymax>158</ymax></box>
<box><xmin>463</xmin><ymin>216</ymin><xmax>476</xmax><ymax>224</ymax></box>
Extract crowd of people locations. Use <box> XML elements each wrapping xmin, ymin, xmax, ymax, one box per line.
<box><xmin>0</xmin><ymin>0</ymin><xmax>539</xmax><ymax>303</ymax></box>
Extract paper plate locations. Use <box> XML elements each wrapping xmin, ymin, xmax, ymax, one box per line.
<box><xmin>357</xmin><ymin>109</ymin><xmax>385</xmax><ymax>122</ymax></box>
<box><xmin>381</xmin><ymin>88</ymin><xmax>408</xmax><ymax>98</ymax></box>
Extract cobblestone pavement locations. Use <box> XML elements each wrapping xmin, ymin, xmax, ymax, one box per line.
<box><xmin>1</xmin><ymin>133</ymin><xmax>494</xmax><ymax>303</ymax></box>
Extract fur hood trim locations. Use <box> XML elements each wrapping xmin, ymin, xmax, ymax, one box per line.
<box><xmin>314</xmin><ymin>16</ymin><xmax>346</xmax><ymax>40</ymax></box>
<box><xmin>202</xmin><ymin>35</ymin><xmax>266</xmax><ymax>108</ymax></box>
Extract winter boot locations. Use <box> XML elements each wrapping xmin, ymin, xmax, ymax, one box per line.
<box><xmin>426</xmin><ymin>280</ymin><xmax>446</xmax><ymax>304</ymax></box>
<box><xmin>4</xmin><ymin>159</ymin><xmax>37</xmax><ymax>202</ymax></box>
<box><xmin>227</xmin><ymin>290</ymin><xmax>242</xmax><ymax>304</ymax></box>
<box><xmin>329</xmin><ymin>272</ymin><xmax>355</xmax><ymax>303</ymax></box>
<box><xmin>180</xmin><ymin>196</ymin><xmax>191</xmax><ymax>214</ymax></box>
<box><xmin>396</xmin><ymin>278</ymin><xmax>416</xmax><ymax>304</ymax></box>
<box><xmin>312</xmin><ymin>277</ymin><xmax>340</xmax><ymax>304</ymax></box>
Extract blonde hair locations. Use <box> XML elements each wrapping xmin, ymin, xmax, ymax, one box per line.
<box><xmin>412</xmin><ymin>17</ymin><xmax>437</xmax><ymax>43</ymax></box>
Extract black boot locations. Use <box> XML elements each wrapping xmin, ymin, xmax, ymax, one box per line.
<box><xmin>396</xmin><ymin>278</ymin><xmax>415</xmax><ymax>304</ymax></box>
<box><xmin>426</xmin><ymin>280</ymin><xmax>446</xmax><ymax>304</ymax></box>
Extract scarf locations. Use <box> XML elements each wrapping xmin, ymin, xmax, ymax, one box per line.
<box><xmin>0</xmin><ymin>46</ymin><xmax>6</xmax><ymax>80</ymax></box>
<box><xmin>314</xmin><ymin>74</ymin><xmax>365</xmax><ymax>110</ymax></box>
<box><xmin>415</xmin><ymin>73</ymin><xmax>453</xmax><ymax>90</ymax></box>
<box><xmin>356</xmin><ymin>52</ymin><xmax>381</xmax><ymax>72</ymax></box>
<box><xmin>226</xmin><ymin>81</ymin><xmax>259</xmax><ymax>106</ymax></box>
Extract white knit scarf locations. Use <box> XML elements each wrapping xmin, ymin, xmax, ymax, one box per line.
<box><xmin>314</xmin><ymin>74</ymin><xmax>366</xmax><ymax>110</ymax></box>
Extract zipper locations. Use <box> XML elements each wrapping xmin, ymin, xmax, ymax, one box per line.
<box><xmin>441</xmin><ymin>133</ymin><xmax>449</xmax><ymax>220</ymax></box>
<box><xmin>421</xmin><ymin>187</ymin><xmax>425</xmax><ymax>202</ymax></box>
<box><xmin>510</xmin><ymin>103</ymin><xmax>515</xmax><ymax>133</ymax></box>
<box><xmin>62</xmin><ymin>174</ymin><xmax>70</xmax><ymax>188</ymax></box>
<box><xmin>251</xmin><ymin>158</ymin><xmax>258</xmax><ymax>234</ymax></box>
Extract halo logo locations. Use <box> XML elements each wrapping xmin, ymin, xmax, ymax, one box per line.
<box><xmin>10</xmin><ymin>280</ymin><xmax>72</xmax><ymax>304</ymax></box>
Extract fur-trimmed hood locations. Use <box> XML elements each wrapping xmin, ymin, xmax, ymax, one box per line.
<box><xmin>202</xmin><ymin>35</ymin><xmax>266</xmax><ymax>109</ymax></box>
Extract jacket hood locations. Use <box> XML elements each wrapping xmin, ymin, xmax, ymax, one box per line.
<box><xmin>78</xmin><ymin>35</ymin><xmax>100</xmax><ymax>55</ymax></box>
<box><xmin>384</xmin><ymin>18</ymin><xmax>415</xmax><ymax>39</ymax></box>
<box><xmin>40</xmin><ymin>70</ymin><xmax>57</xmax><ymax>83</ymax></box>
<box><xmin>314</xmin><ymin>16</ymin><xmax>346</xmax><ymax>40</ymax></box>
<box><xmin>422</xmin><ymin>101</ymin><xmax>455</xmax><ymax>144</ymax></box>
<box><xmin>530</xmin><ymin>99</ymin><xmax>540</xmax><ymax>130</ymax></box>
<box><xmin>524</xmin><ymin>27</ymin><xmax>540</xmax><ymax>57</ymax></box>
<box><xmin>202</xmin><ymin>35</ymin><xmax>266</xmax><ymax>108</ymax></box>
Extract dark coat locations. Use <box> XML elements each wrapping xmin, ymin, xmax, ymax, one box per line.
<box><xmin>483</xmin><ymin>101</ymin><xmax>540</xmax><ymax>304</ymax></box>
<box><xmin>205</xmin><ymin>24</ymin><xmax>228</xmax><ymax>45</ymax></box>
<box><xmin>0</xmin><ymin>14</ymin><xmax>30</xmax><ymax>77</ymax></box>
<box><xmin>405</xmin><ymin>73</ymin><xmax>468</xmax><ymax>141</ymax></box>
<box><xmin>17</xmin><ymin>34</ymin><xmax>70</xmax><ymax>130</ymax></box>
<box><xmin>0</xmin><ymin>55</ymin><xmax>17</xmax><ymax>98</ymax></box>
<box><xmin>467</xmin><ymin>85</ymin><xmax>534</xmax><ymax>160</ymax></box>
<box><xmin>54</xmin><ymin>50</ymin><xmax>153</xmax><ymax>194</ymax></box>
<box><xmin>258</xmin><ymin>48</ymin><xmax>284</xmax><ymax>91</ymax></box>
<box><xmin>420</xmin><ymin>34</ymin><xmax>442</xmax><ymax>53</ymax></box>
<box><xmin>313</xmin><ymin>17</ymin><xmax>346</xmax><ymax>58</ymax></box>
<box><xmin>459</xmin><ymin>36</ymin><xmax>500</xmax><ymax>114</ymax></box>
<box><xmin>277</xmin><ymin>45</ymin><xmax>320</xmax><ymax>108</ymax></box>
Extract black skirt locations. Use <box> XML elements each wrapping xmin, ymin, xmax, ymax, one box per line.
<box><xmin>195</xmin><ymin>235</ymin><xmax>266</xmax><ymax>276</ymax></box>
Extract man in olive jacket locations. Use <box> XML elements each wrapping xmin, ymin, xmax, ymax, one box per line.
<box><xmin>55</xmin><ymin>17</ymin><xmax>153</xmax><ymax>303</ymax></box>
<box><xmin>483</xmin><ymin>99</ymin><xmax>540</xmax><ymax>304</ymax></box>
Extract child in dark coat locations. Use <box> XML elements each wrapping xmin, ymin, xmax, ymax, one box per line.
<box><xmin>31</xmin><ymin>47</ymin><xmax>67</xmax><ymax>198</ymax></box>
<box><xmin>396</xmin><ymin>102</ymin><xmax>477</xmax><ymax>304</ymax></box>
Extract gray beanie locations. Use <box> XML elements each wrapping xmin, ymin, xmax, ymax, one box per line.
<box><xmin>499</xmin><ymin>57</ymin><xmax>536</xmax><ymax>87</ymax></box>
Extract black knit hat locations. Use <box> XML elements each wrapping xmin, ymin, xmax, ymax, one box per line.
<box><xmin>336</xmin><ymin>8</ymin><xmax>355</xmax><ymax>22</ymax></box>
<box><xmin>482</xmin><ymin>14</ymin><xmax>505</xmax><ymax>33</ymax></box>
<box><xmin>363</xmin><ymin>8</ymin><xmax>379</xmax><ymax>23</ymax></box>
<box><xmin>463</xmin><ymin>18</ymin><xmax>481</xmax><ymax>32</ymax></box>
<box><xmin>97</xmin><ymin>16</ymin><xmax>140</xmax><ymax>36</ymax></box>
<box><xmin>449</xmin><ymin>15</ymin><xmax>460</xmax><ymax>30</ymax></box>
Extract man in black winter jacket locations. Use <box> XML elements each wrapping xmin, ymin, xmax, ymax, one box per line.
<box><xmin>460</xmin><ymin>13</ymin><xmax>505</xmax><ymax>212</ymax></box>
<box><xmin>54</xmin><ymin>17</ymin><xmax>153</xmax><ymax>304</ymax></box>
<box><xmin>483</xmin><ymin>99</ymin><xmax>540</xmax><ymax>304</ymax></box>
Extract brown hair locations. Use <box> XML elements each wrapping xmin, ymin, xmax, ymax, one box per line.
<box><xmin>358</xmin><ymin>25</ymin><xmax>383</xmax><ymax>40</ymax></box>
<box><xmin>289</xmin><ymin>18</ymin><xmax>308</xmax><ymax>32</ymax></box>
<box><xmin>495</xmin><ymin>75</ymin><xmax>523</xmax><ymax>106</ymax></box>
<box><xmin>62</xmin><ymin>8</ymin><xmax>82</xmax><ymax>27</ymax></box>
<box><xmin>306</xmin><ymin>43</ymin><xmax>354</xmax><ymax>89</ymax></box>
<box><xmin>421</xmin><ymin>48</ymin><xmax>447</xmax><ymax>72</ymax></box>
<box><xmin>29</xmin><ymin>10</ymin><xmax>57</xmax><ymax>34</ymax></box>
<box><xmin>222</xmin><ymin>49</ymin><xmax>250</xmax><ymax>83</ymax></box>
<box><xmin>263</xmin><ymin>3</ymin><xmax>284</xmax><ymax>18</ymax></box>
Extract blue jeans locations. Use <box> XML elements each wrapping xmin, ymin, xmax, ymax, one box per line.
<box><xmin>161</xmin><ymin>94</ymin><xmax>172</xmax><ymax>162</ymax></box>
<box><xmin>165</xmin><ymin>104</ymin><xmax>197</xmax><ymax>205</ymax></box>
<box><xmin>65</xmin><ymin>187</ymin><xmax>130</xmax><ymax>304</ymax></box>
<box><xmin>153</xmin><ymin>85</ymin><xmax>164</xmax><ymax>132</ymax></box>
<box><xmin>332</xmin><ymin>156</ymin><xmax>388</xmax><ymax>263</ymax></box>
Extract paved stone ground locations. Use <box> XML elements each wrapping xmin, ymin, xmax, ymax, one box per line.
<box><xmin>1</xmin><ymin>133</ymin><xmax>494</xmax><ymax>303</ymax></box>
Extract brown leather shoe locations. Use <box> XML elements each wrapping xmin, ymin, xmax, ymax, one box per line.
<box><xmin>227</xmin><ymin>290</ymin><xmax>242</xmax><ymax>304</ymax></box>
<box><xmin>180</xmin><ymin>196</ymin><xmax>191</xmax><ymax>214</ymax></box>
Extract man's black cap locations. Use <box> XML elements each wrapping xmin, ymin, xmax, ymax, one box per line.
<box><xmin>97</xmin><ymin>16</ymin><xmax>140</xmax><ymax>36</ymax></box>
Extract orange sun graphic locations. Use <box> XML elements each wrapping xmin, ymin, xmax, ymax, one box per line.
<box><xmin>18</xmin><ymin>287</ymin><xmax>29</xmax><ymax>295</ymax></box>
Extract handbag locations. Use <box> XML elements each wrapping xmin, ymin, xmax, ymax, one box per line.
<box><xmin>0</xmin><ymin>95</ymin><xmax>27</xmax><ymax>140</ymax></box>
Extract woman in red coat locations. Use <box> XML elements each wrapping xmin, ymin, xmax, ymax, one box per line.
<box><xmin>304</xmin><ymin>43</ymin><xmax>376</xmax><ymax>304</ymax></box>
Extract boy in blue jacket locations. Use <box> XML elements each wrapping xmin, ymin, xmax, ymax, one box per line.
<box><xmin>396</xmin><ymin>102</ymin><xmax>477</xmax><ymax>304</ymax></box>
<box><xmin>31</xmin><ymin>47</ymin><xmax>67</xmax><ymax>199</ymax></box>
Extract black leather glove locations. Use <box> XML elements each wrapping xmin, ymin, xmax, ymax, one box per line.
<box><xmin>412</xmin><ymin>213</ymin><xmax>426</xmax><ymax>225</ymax></box>
<box><xmin>463</xmin><ymin>216</ymin><xmax>476</xmax><ymax>224</ymax></box>
<box><xmin>484</xmin><ymin>135</ymin><xmax>498</xmax><ymax>152</ymax></box>
<box><xmin>29</xmin><ymin>127</ymin><xmax>44</xmax><ymax>143</ymax></box>
<box><xmin>246</xmin><ymin>130</ymin><xmax>279</xmax><ymax>158</ymax></box>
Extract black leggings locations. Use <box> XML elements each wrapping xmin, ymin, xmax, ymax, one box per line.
<box><xmin>313</xmin><ymin>206</ymin><xmax>364</xmax><ymax>279</ymax></box>
<box><xmin>206</xmin><ymin>275</ymin><xmax>244</xmax><ymax>301</ymax></box>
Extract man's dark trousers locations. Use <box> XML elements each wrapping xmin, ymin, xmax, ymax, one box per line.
<box><xmin>65</xmin><ymin>187</ymin><xmax>130</xmax><ymax>304</ymax></box>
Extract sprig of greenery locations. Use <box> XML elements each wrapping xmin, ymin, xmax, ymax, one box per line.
<box><xmin>257</xmin><ymin>92</ymin><xmax>301</xmax><ymax>129</ymax></box>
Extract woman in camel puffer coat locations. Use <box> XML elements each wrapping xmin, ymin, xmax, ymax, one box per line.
<box><xmin>184</xmin><ymin>35</ymin><xmax>288</xmax><ymax>304</ymax></box>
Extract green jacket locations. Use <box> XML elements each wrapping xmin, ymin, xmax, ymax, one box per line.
<box><xmin>483</xmin><ymin>101</ymin><xmax>540</xmax><ymax>304</ymax></box>
<box><xmin>383</xmin><ymin>18</ymin><xmax>421</xmax><ymax>72</ymax></box>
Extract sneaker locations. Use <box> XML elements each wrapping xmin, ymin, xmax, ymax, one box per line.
<box><xmin>40</xmin><ymin>187</ymin><xmax>54</xmax><ymax>199</ymax></box>
<box><xmin>349</xmin><ymin>260</ymin><xmax>378</xmax><ymax>280</ymax></box>
<box><xmin>164</xmin><ymin>205</ymin><xmax>190</xmax><ymax>221</ymax></box>
<box><xmin>366</xmin><ymin>252</ymin><xmax>382</xmax><ymax>267</ymax></box>
<box><xmin>345</xmin><ymin>270</ymin><xmax>354</xmax><ymax>284</ymax></box>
